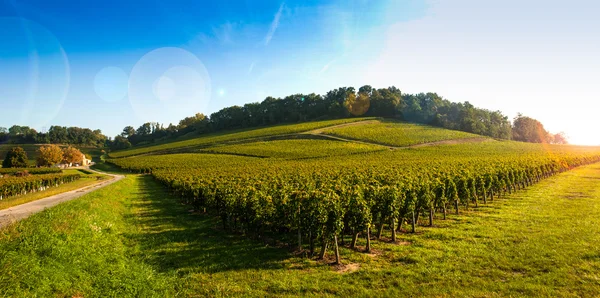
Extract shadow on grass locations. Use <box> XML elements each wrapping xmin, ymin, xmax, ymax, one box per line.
<box><xmin>126</xmin><ymin>175</ymin><xmax>289</xmax><ymax>274</ymax></box>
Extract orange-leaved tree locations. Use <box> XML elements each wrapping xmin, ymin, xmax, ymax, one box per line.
<box><xmin>62</xmin><ymin>146</ymin><xmax>84</xmax><ymax>165</ymax></box>
<box><xmin>37</xmin><ymin>144</ymin><xmax>64</xmax><ymax>167</ymax></box>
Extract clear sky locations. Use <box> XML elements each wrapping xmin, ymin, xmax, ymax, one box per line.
<box><xmin>0</xmin><ymin>0</ymin><xmax>598</xmax><ymax>145</ymax></box>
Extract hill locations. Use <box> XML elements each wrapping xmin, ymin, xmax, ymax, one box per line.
<box><xmin>109</xmin><ymin>118</ymin><xmax>491</xmax><ymax>158</ymax></box>
<box><xmin>3</xmin><ymin>115</ymin><xmax>600</xmax><ymax>296</ymax></box>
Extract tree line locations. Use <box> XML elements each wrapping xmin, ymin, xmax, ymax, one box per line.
<box><xmin>2</xmin><ymin>145</ymin><xmax>86</xmax><ymax>168</ymax></box>
<box><xmin>109</xmin><ymin>85</ymin><xmax>567</xmax><ymax>150</ymax></box>
<box><xmin>0</xmin><ymin>125</ymin><xmax>107</xmax><ymax>147</ymax></box>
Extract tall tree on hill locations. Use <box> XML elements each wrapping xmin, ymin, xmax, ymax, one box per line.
<box><xmin>512</xmin><ymin>114</ymin><xmax>550</xmax><ymax>143</ymax></box>
<box><xmin>48</xmin><ymin>126</ymin><xmax>69</xmax><ymax>144</ymax></box>
<box><xmin>178</xmin><ymin>113</ymin><xmax>209</xmax><ymax>134</ymax></box>
<box><xmin>37</xmin><ymin>144</ymin><xmax>64</xmax><ymax>167</ymax></box>
<box><xmin>2</xmin><ymin>147</ymin><xmax>28</xmax><ymax>168</ymax></box>
<box><xmin>136</xmin><ymin>123</ymin><xmax>153</xmax><ymax>136</ymax></box>
<box><xmin>551</xmin><ymin>132</ymin><xmax>569</xmax><ymax>144</ymax></box>
<box><xmin>345</xmin><ymin>90</ymin><xmax>370</xmax><ymax>116</ymax></box>
<box><xmin>324</xmin><ymin>87</ymin><xmax>354</xmax><ymax>118</ymax></box>
<box><xmin>121</xmin><ymin>126</ymin><xmax>136</xmax><ymax>138</ymax></box>
<box><xmin>110</xmin><ymin>136</ymin><xmax>132</xmax><ymax>150</ymax></box>
<box><xmin>8</xmin><ymin>125</ymin><xmax>37</xmax><ymax>143</ymax></box>
<box><xmin>0</xmin><ymin>127</ymin><xmax>8</xmax><ymax>143</ymax></box>
<box><xmin>368</xmin><ymin>87</ymin><xmax>402</xmax><ymax>117</ymax></box>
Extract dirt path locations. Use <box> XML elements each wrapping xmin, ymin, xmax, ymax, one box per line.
<box><xmin>0</xmin><ymin>168</ymin><xmax>124</xmax><ymax>228</ymax></box>
<box><xmin>304</xmin><ymin>119</ymin><xmax>380</xmax><ymax>134</ymax></box>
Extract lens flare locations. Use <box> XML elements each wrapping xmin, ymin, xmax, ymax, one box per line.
<box><xmin>345</xmin><ymin>92</ymin><xmax>370</xmax><ymax>116</ymax></box>
<box><xmin>128</xmin><ymin>47</ymin><xmax>211</xmax><ymax>123</ymax></box>
<box><xmin>0</xmin><ymin>17</ymin><xmax>70</xmax><ymax>128</ymax></box>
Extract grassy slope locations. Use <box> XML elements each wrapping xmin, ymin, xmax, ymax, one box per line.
<box><xmin>322</xmin><ymin>120</ymin><xmax>481</xmax><ymax>147</ymax></box>
<box><xmin>2</xmin><ymin>164</ymin><xmax>600</xmax><ymax>296</ymax></box>
<box><xmin>201</xmin><ymin>139</ymin><xmax>387</xmax><ymax>159</ymax></box>
<box><xmin>0</xmin><ymin>169</ymin><xmax>108</xmax><ymax>210</ymax></box>
<box><xmin>108</xmin><ymin>118</ymin><xmax>375</xmax><ymax>158</ymax></box>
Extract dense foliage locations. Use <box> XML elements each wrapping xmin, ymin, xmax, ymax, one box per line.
<box><xmin>110</xmin><ymin>85</ymin><xmax>524</xmax><ymax>150</ymax></box>
<box><xmin>62</xmin><ymin>146</ymin><xmax>84</xmax><ymax>165</ymax></box>
<box><xmin>36</xmin><ymin>145</ymin><xmax>65</xmax><ymax>167</ymax></box>
<box><xmin>0</xmin><ymin>168</ymin><xmax>62</xmax><ymax>175</ymax></box>
<box><xmin>512</xmin><ymin>114</ymin><xmax>568</xmax><ymax>144</ymax></box>
<box><xmin>0</xmin><ymin>173</ymin><xmax>80</xmax><ymax>200</ymax></box>
<box><xmin>0</xmin><ymin>125</ymin><xmax>107</xmax><ymax>147</ymax></box>
<box><xmin>108</xmin><ymin>141</ymin><xmax>600</xmax><ymax>263</ymax></box>
<box><xmin>2</xmin><ymin>147</ymin><xmax>28</xmax><ymax>168</ymax></box>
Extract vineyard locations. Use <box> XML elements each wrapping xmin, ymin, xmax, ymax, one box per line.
<box><xmin>108</xmin><ymin>117</ymin><xmax>374</xmax><ymax>158</ymax></box>
<box><xmin>0</xmin><ymin>173</ymin><xmax>81</xmax><ymax>201</ymax></box>
<box><xmin>108</xmin><ymin>135</ymin><xmax>600</xmax><ymax>263</ymax></box>
<box><xmin>201</xmin><ymin>139</ymin><xmax>386</xmax><ymax>159</ymax></box>
<box><xmin>0</xmin><ymin>168</ymin><xmax>62</xmax><ymax>175</ymax></box>
<box><xmin>322</xmin><ymin>120</ymin><xmax>480</xmax><ymax>147</ymax></box>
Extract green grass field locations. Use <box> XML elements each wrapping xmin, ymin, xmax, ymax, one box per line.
<box><xmin>108</xmin><ymin>117</ymin><xmax>375</xmax><ymax>158</ymax></box>
<box><xmin>322</xmin><ymin>119</ymin><xmax>480</xmax><ymax>147</ymax></box>
<box><xmin>2</xmin><ymin>163</ymin><xmax>600</xmax><ymax>296</ymax></box>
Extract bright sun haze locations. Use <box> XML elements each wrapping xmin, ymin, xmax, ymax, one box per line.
<box><xmin>3</xmin><ymin>2</ymin><xmax>600</xmax><ymax>296</ymax></box>
<box><xmin>0</xmin><ymin>0</ymin><xmax>598</xmax><ymax>145</ymax></box>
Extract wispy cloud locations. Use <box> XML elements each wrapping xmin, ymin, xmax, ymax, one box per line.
<box><xmin>264</xmin><ymin>3</ymin><xmax>284</xmax><ymax>46</ymax></box>
<box><xmin>213</xmin><ymin>22</ymin><xmax>235</xmax><ymax>44</ymax></box>
<box><xmin>248</xmin><ymin>61</ymin><xmax>256</xmax><ymax>74</ymax></box>
<box><xmin>319</xmin><ymin>59</ymin><xmax>336</xmax><ymax>74</ymax></box>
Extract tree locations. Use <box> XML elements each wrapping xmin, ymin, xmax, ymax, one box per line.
<box><xmin>178</xmin><ymin>113</ymin><xmax>209</xmax><ymax>134</ymax></box>
<box><xmin>48</xmin><ymin>126</ymin><xmax>69</xmax><ymax>144</ymax></box>
<box><xmin>62</xmin><ymin>146</ymin><xmax>84</xmax><ymax>165</ymax></box>
<box><xmin>111</xmin><ymin>135</ymin><xmax>132</xmax><ymax>150</ymax></box>
<box><xmin>552</xmin><ymin>132</ymin><xmax>568</xmax><ymax>144</ymax></box>
<box><xmin>344</xmin><ymin>90</ymin><xmax>370</xmax><ymax>116</ymax></box>
<box><xmin>136</xmin><ymin>123</ymin><xmax>153</xmax><ymax>136</ymax></box>
<box><xmin>512</xmin><ymin>114</ymin><xmax>549</xmax><ymax>143</ymax></box>
<box><xmin>324</xmin><ymin>87</ymin><xmax>354</xmax><ymax>118</ymax></box>
<box><xmin>121</xmin><ymin>126</ymin><xmax>136</xmax><ymax>138</ymax></box>
<box><xmin>37</xmin><ymin>144</ymin><xmax>64</xmax><ymax>167</ymax></box>
<box><xmin>368</xmin><ymin>87</ymin><xmax>402</xmax><ymax>117</ymax></box>
<box><xmin>2</xmin><ymin>147</ymin><xmax>28</xmax><ymax>168</ymax></box>
<box><xmin>0</xmin><ymin>127</ymin><xmax>8</xmax><ymax>143</ymax></box>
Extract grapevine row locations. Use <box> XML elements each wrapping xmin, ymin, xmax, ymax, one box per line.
<box><xmin>0</xmin><ymin>168</ymin><xmax>63</xmax><ymax>175</ymax></box>
<box><xmin>108</xmin><ymin>143</ymin><xmax>600</xmax><ymax>263</ymax></box>
<box><xmin>0</xmin><ymin>173</ymin><xmax>81</xmax><ymax>200</ymax></box>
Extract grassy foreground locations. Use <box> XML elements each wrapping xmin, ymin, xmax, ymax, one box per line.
<box><xmin>2</xmin><ymin>164</ymin><xmax>600</xmax><ymax>297</ymax></box>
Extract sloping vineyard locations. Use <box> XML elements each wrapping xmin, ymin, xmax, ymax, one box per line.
<box><xmin>0</xmin><ymin>173</ymin><xmax>81</xmax><ymax>200</ymax></box>
<box><xmin>108</xmin><ymin>142</ymin><xmax>600</xmax><ymax>263</ymax></box>
<box><xmin>322</xmin><ymin>120</ymin><xmax>480</xmax><ymax>147</ymax></box>
<box><xmin>201</xmin><ymin>139</ymin><xmax>386</xmax><ymax>159</ymax></box>
<box><xmin>109</xmin><ymin>117</ymin><xmax>375</xmax><ymax>158</ymax></box>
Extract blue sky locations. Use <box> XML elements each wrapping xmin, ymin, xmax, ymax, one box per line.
<box><xmin>0</xmin><ymin>0</ymin><xmax>598</xmax><ymax>145</ymax></box>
